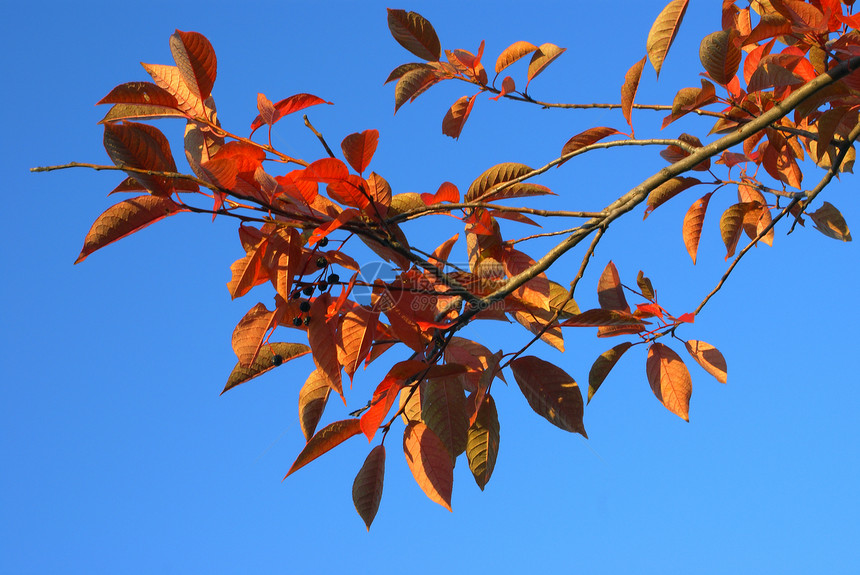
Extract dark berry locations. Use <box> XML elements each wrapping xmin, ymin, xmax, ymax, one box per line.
<box><xmin>318</xmin><ymin>237</ymin><xmax>329</xmax><ymax>247</ymax></box>
<box><xmin>302</xmin><ymin>286</ymin><xmax>314</xmax><ymax>296</ymax></box>
<box><xmin>291</xmin><ymin>290</ymin><xmax>301</xmax><ymax>300</ymax></box>
<box><xmin>303</xmin><ymin>317</ymin><xmax>311</xmax><ymax>326</ymax></box>
<box><xmin>315</xmin><ymin>256</ymin><xmax>328</xmax><ymax>268</ymax></box>
<box><xmin>292</xmin><ymin>317</ymin><xmax>303</xmax><ymax>327</ymax></box>
<box><xmin>327</xmin><ymin>273</ymin><xmax>340</xmax><ymax>284</ymax></box>
<box><xmin>272</xmin><ymin>354</ymin><xmax>284</xmax><ymax>366</ymax></box>
<box><xmin>299</xmin><ymin>301</ymin><xmax>311</xmax><ymax>312</ymax></box>
<box><xmin>317</xmin><ymin>281</ymin><xmax>328</xmax><ymax>291</ymax></box>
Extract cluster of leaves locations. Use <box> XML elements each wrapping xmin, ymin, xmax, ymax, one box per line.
<box><xmin>53</xmin><ymin>0</ymin><xmax>857</xmax><ymax>529</ymax></box>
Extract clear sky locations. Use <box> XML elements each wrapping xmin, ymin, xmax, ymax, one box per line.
<box><xmin>3</xmin><ymin>1</ymin><xmax>859</xmax><ymax>573</ymax></box>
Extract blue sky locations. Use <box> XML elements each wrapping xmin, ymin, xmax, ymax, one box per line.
<box><xmin>3</xmin><ymin>1</ymin><xmax>859</xmax><ymax>573</ymax></box>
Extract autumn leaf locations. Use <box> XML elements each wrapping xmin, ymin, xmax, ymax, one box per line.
<box><xmin>644</xmin><ymin>177</ymin><xmax>701</xmax><ymax>218</ymax></box>
<box><xmin>466</xmin><ymin>162</ymin><xmax>534</xmax><ymax>202</ymax></box>
<box><xmin>222</xmin><ymin>342</ymin><xmax>310</xmax><ymax>395</ymax></box>
<box><xmin>308</xmin><ymin>294</ymin><xmax>344</xmax><ymax>401</ymax></box>
<box><xmin>621</xmin><ymin>57</ymin><xmax>647</xmax><ymax>132</ymax></box>
<box><xmin>169</xmin><ymin>30</ymin><xmax>217</xmax><ymax>101</ymax></box>
<box><xmin>559</xmin><ymin>127</ymin><xmax>623</xmax><ymax>166</ymax></box>
<box><xmin>102</xmin><ymin>122</ymin><xmax>177</xmax><ymax>196</ymax></box>
<box><xmin>232</xmin><ymin>303</ymin><xmax>275</xmax><ymax>367</ymax></box>
<box><xmin>684</xmin><ymin>340</ymin><xmax>728</xmax><ymax>384</ymax></box>
<box><xmin>597</xmin><ymin>261</ymin><xmax>629</xmax><ymax>313</ymax></box>
<box><xmin>361</xmin><ymin>360</ymin><xmax>428</xmax><ymax>441</ymax></box>
<box><xmin>809</xmin><ymin>202</ymin><xmax>852</xmax><ymax>241</ymax></box>
<box><xmin>683</xmin><ymin>192</ymin><xmax>713</xmax><ymax>264</ymax></box>
<box><xmin>490</xmin><ymin>76</ymin><xmax>515</xmax><ymax>100</ymax></box>
<box><xmin>466</xmin><ymin>394</ymin><xmax>500</xmax><ymax>491</ymax></box>
<box><xmin>588</xmin><ymin>342</ymin><xmax>634</xmax><ymax>403</ymax></box>
<box><xmin>75</xmin><ymin>195</ymin><xmax>185</xmax><ymax>264</ymax></box>
<box><xmin>298</xmin><ymin>368</ymin><xmax>332</xmax><ymax>441</ymax></box>
<box><xmin>646</xmin><ymin>343</ymin><xmax>692</xmax><ymax>421</ymax></box>
<box><xmin>526</xmin><ymin>43</ymin><xmax>566</xmax><ymax>90</ymax></box>
<box><xmin>249</xmin><ymin>93</ymin><xmax>333</xmax><ymax>135</ymax></box>
<box><xmin>421</xmin><ymin>376</ymin><xmax>469</xmax><ymax>460</ymax></box>
<box><xmin>403</xmin><ymin>422</ymin><xmax>454</xmax><ymax>511</ymax></box>
<box><xmin>636</xmin><ymin>271</ymin><xmax>656</xmax><ymax>301</ymax></box>
<box><xmin>341</xmin><ymin>129</ymin><xmax>379</xmax><ymax>175</ymax></box>
<box><xmin>509</xmin><ymin>356</ymin><xmax>587</xmax><ymax>437</ymax></box>
<box><xmin>495</xmin><ymin>40</ymin><xmax>538</xmax><ymax>74</ymax></box>
<box><xmin>141</xmin><ymin>63</ymin><xmax>205</xmax><ymax>117</ymax></box>
<box><xmin>338</xmin><ymin>307</ymin><xmax>378</xmax><ymax>382</ymax></box>
<box><xmin>285</xmin><ymin>419</ymin><xmax>362</xmax><ymax>478</ymax></box>
<box><xmin>699</xmin><ymin>29</ymin><xmax>741</xmax><ymax>85</ymax></box>
<box><xmin>394</xmin><ymin>67</ymin><xmax>440</xmax><ymax>113</ymax></box>
<box><xmin>97</xmin><ymin>81</ymin><xmax>181</xmax><ymax>111</ymax></box>
<box><xmin>720</xmin><ymin>202</ymin><xmax>759</xmax><ymax>258</ymax></box>
<box><xmin>646</xmin><ymin>0</ymin><xmax>690</xmax><ymax>78</ymax></box>
<box><xmin>442</xmin><ymin>94</ymin><xmax>477</xmax><ymax>139</ymax></box>
<box><xmin>387</xmin><ymin>9</ymin><xmax>441</xmax><ymax>61</ymax></box>
<box><xmin>227</xmin><ymin>238</ymin><xmax>269</xmax><ymax>299</ymax></box>
<box><xmin>353</xmin><ymin>445</ymin><xmax>386</xmax><ymax>530</ymax></box>
<box><xmin>560</xmin><ymin>309</ymin><xmax>645</xmax><ymax>329</ymax></box>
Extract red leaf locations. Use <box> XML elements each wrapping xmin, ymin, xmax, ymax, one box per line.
<box><xmin>597</xmin><ymin>261</ymin><xmax>629</xmax><ymax>312</ymax></box>
<box><xmin>621</xmin><ymin>57</ymin><xmax>647</xmax><ymax>132</ymax></box>
<box><xmin>285</xmin><ymin>419</ymin><xmax>362</xmax><ymax>478</ymax></box>
<box><xmin>231</xmin><ymin>303</ymin><xmax>275</xmax><ymax>367</ymax></box>
<box><xmin>169</xmin><ymin>30</ymin><xmax>217</xmax><ymax>101</ymax></box>
<box><xmin>361</xmin><ymin>360</ymin><xmax>429</xmax><ymax>440</ymax></box>
<box><xmin>102</xmin><ymin>122</ymin><xmax>177</xmax><ymax>196</ymax></box>
<box><xmin>683</xmin><ymin>192</ymin><xmax>713</xmax><ymax>265</ymax></box>
<box><xmin>338</xmin><ymin>307</ymin><xmax>378</xmax><ymax>382</ymax></box>
<box><xmin>341</xmin><ymin>129</ymin><xmax>379</xmax><ymax>174</ymax></box>
<box><xmin>442</xmin><ymin>94</ymin><xmax>477</xmax><ymax>139</ymax></box>
<box><xmin>75</xmin><ymin>195</ymin><xmax>185</xmax><ymax>264</ymax></box>
<box><xmin>509</xmin><ymin>356</ymin><xmax>587</xmax><ymax>437</ymax></box>
<box><xmin>300</xmin><ymin>158</ymin><xmax>350</xmax><ymax>184</ymax></box>
<box><xmin>226</xmin><ymin>237</ymin><xmax>269</xmax><ymax>299</ymax></box>
<box><xmin>249</xmin><ymin>94</ymin><xmax>333</xmax><ymax>135</ymax></box>
<box><xmin>490</xmin><ymin>76</ymin><xmax>515</xmax><ymax>101</ymax></box>
<box><xmin>308</xmin><ymin>294</ymin><xmax>344</xmax><ymax>401</ymax></box>
<box><xmin>403</xmin><ymin>422</ymin><xmax>454</xmax><ymax>511</ymax></box>
<box><xmin>421</xmin><ymin>182</ymin><xmax>460</xmax><ymax>205</ymax></box>
<box><xmin>97</xmin><ymin>82</ymin><xmax>180</xmax><ymax>109</ymax></box>
<box><xmin>298</xmin><ymin>368</ymin><xmax>331</xmax><ymax>440</ymax></box>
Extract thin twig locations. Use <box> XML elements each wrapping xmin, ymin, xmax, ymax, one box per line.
<box><xmin>387</xmin><ymin>202</ymin><xmax>605</xmax><ymax>225</ymax></box>
<box><xmin>303</xmin><ymin>115</ymin><xmax>336</xmax><ymax>159</ymax></box>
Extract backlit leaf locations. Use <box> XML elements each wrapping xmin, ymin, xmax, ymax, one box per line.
<box><xmin>385</xmin><ymin>62</ymin><xmax>433</xmax><ymax>83</ymax></box>
<box><xmin>466</xmin><ymin>162</ymin><xmax>533</xmax><ymax>202</ymax></box>
<box><xmin>646</xmin><ymin>343</ymin><xmax>692</xmax><ymax>421</ymax></box>
<box><xmin>560</xmin><ymin>309</ymin><xmax>645</xmax><ymax>328</ymax></box>
<box><xmin>285</xmin><ymin>419</ymin><xmax>362</xmax><ymax>478</ymax></box>
<box><xmin>75</xmin><ymin>195</ymin><xmax>184</xmax><ymax>264</ymax></box>
<box><xmin>249</xmin><ymin>93</ymin><xmax>333</xmax><ymax>135</ymax></box>
<box><xmin>737</xmin><ymin>186</ymin><xmax>773</xmax><ymax>246</ymax></box>
<box><xmin>644</xmin><ymin>177</ymin><xmax>701</xmax><ymax>218</ymax></box>
<box><xmin>227</xmin><ymin>238</ymin><xmax>269</xmax><ymax>300</ymax></box>
<box><xmin>98</xmin><ymin>81</ymin><xmax>180</xmax><ymax>109</ymax></box>
<box><xmin>387</xmin><ymin>9</ymin><xmax>441</xmax><ymax>61</ymax></box>
<box><xmin>231</xmin><ymin>303</ymin><xmax>275</xmax><ymax>367</ymax></box>
<box><xmin>684</xmin><ymin>340</ymin><xmax>727</xmax><ymax>384</ymax></box>
<box><xmin>222</xmin><ymin>342</ymin><xmax>310</xmax><ymax>395</ymax></box>
<box><xmin>169</xmin><ymin>30</ymin><xmax>217</xmax><ymax>101</ymax></box>
<box><xmin>699</xmin><ymin>29</ymin><xmax>741</xmax><ymax>85</ymax></box>
<box><xmin>489</xmin><ymin>76</ymin><xmax>515</xmax><ymax>100</ymax></box>
<box><xmin>141</xmin><ymin>63</ymin><xmax>205</xmax><ymax>117</ymax></box>
<box><xmin>466</xmin><ymin>395</ymin><xmax>499</xmax><ymax>491</ymax></box>
<box><xmin>403</xmin><ymin>422</ymin><xmax>454</xmax><ymax>511</ymax></box>
<box><xmin>646</xmin><ymin>0</ymin><xmax>690</xmax><ymax>77</ymax></box>
<box><xmin>622</xmin><ymin>57</ymin><xmax>647</xmax><ymax>131</ymax></box>
<box><xmin>559</xmin><ymin>127</ymin><xmax>623</xmax><ymax>166</ymax></box>
<box><xmin>394</xmin><ymin>67</ymin><xmax>440</xmax><ymax>113</ymax></box>
<box><xmin>495</xmin><ymin>40</ymin><xmax>538</xmax><ymax>73</ymax></box>
<box><xmin>99</xmin><ymin>103</ymin><xmax>187</xmax><ymax>123</ymax></box>
<box><xmin>509</xmin><ymin>356</ymin><xmax>587</xmax><ymax>437</ymax></box>
<box><xmin>597</xmin><ymin>261</ymin><xmax>629</xmax><ymax>312</ymax></box>
<box><xmin>341</xmin><ymin>129</ymin><xmax>379</xmax><ymax>175</ymax></box>
<box><xmin>588</xmin><ymin>342</ymin><xmax>634</xmax><ymax>403</ymax></box>
<box><xmin>720</xmin><ymin>202</ymin><xmax>759</xmax><ymax>259</ymax></box>
<box><xmin>361</xmin><ymin>360</ymin><xmax>428</xmax><ymax>440</ymax></box>
<box><xmin>442</xmin><ymin>94</ymin><xmax>477</xmax><ymax>139</ymax></box>
<box><xmin>103</xmin><ymin>122</ymin><xmax>177</xmax><ymax>196</ymax></box>
<box><xmin>809</xmin><ymin>202</ymin><xmax>852</xmax><ymax>241</ymax></box>
<box><xmin>338</xmin><ymin>308</ymin><xmax>378</xmax><ymax>382</ymax></box>
<box><xmin>298</xmin><ymin>368</ymin><xmax>332</xmax><ymax>441</ymax></box>
<box><xmin>683</xmin><ymin>192</ymin><xmax>713</xmax><ymax>264</ymax></box>
<box><xmin>526</xmin><ymin>43</ymin><xmax>566</xmax><ymax>89</ymax></box>
<box><xmin>353</xmin><ymin>445</ymin><xmax>386</xmax><ymax>530</ymax></box>
<box><xmin>308</xmin><ymin>294</ymin><xmax>344</xmax><ymax>401</ymax></box>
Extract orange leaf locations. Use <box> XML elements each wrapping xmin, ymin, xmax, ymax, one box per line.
<box><xmin>338</xmin><ymin>307</ymin><xmax>379</xmax><ymax>382</ymax></box>
<box><xmin>385</xmin><ymin>62</ymin><xmax>434</xmax><ymax>84</ymax></box>
<box><xmin>621</xmin><ymin>57</ymin><xmax>647</xmax><ymax>132</ymax></box>
<box><xmin>421</xmin><ymin>182</ymin><xmax>460</xmax><ymax>206</ymax></box>
<box><xmin>559</xmin><ymin>127</ymin><xmax>623</xmax><ymax>166</ymax></box>
<box><xmin>560</xmin><ymin>309</ymin><xmax>645</xmax><ymax>328</ymax></box>
<box><xmin>141</xmin><ymin>63</ymin><xmax>205</xmax><ymax>117</ymax></box>
<box><xmin>421</xmin><ymin>376</ymin><xmax>468</xmax><ymax>460</ymax></box>
<box><xmin>509</xmin><ymin>356</ymin><xmax>587</xmax><ymax>437</ymax></box>
<box><xmin>466</xmin><ymin>162</ymin><xmax>533</xmax><ymax>202</ymax></box>
<box><xmin>684</xmin><ymin>340</ymin><xmax>728</xmax><ymax>384</ymax></box>
<box><xmin>231</xmin><ymin>303</ymin><xmax>275</xmax><ymax>367</ymax></box>
<box><xmin>394</xmin><ymin>67</ymin><xmax>440</xmax><ymax>113</ymax></box>
<box><xmin>361</xmin><ymin>360</ymin><xmax>429</xmax><ymax>441</ymax></box>
<box><xmin>98</xmin><ymin>81</ymin><xmax>180</xmax><ymax>109</ymax></box>
<box><xmin>353</xmin><ymin>445</ymin><xmax>386</xmax><ymax>530</ymax></box>
<box><xmin>526</xmin><ymin>43</ymin><xmax>566</xmax><ymax>89</ymax></box>
<box><xmin>646</xmin><ymin>0</ymin><xmax>690</xmax><ymax>78</ymax></box>
<box><xmin>597</xmin><ymin>261</ymin><xmax>629</xmax><ymax>312</ymax></box>
<box><xmin>227</xmin><ymin>238</ymin><xmax>269</xmax><ymax>299</ymax></box>
<box><xmin>501</xmin><ymin>246</ymin><xmax>550</xmax><ymax>311</ymax></box>
<box><xmin>298</xmin><ymin>368</ymin><xmax>332</xmax><ymax>441</ymax></box>
<box><xmin>387</xmin><ymin>9</ymin><xmax>441</xmax><ymax>61</ymax></box>
<box><xmin>169</xmin><ymin>30</ymin><xmax>217</xmax><ymax>101</ymax></box>
<box><xmin>495</xmin><ymin>40</ymin><xmax>538</xmax><ymax>74</ymax></box>
<box><xmin>308</xmin><ymin>294</ymin><xmax>344</xmax><ymax>401</ymax></box>
<box><xmin>644</xmin><ymin>177</ymin><xmax>701</xmax><ymax>218</ymax></box>
<box><xmin>442</xmin><ymin>94</ymin><xmax>477</xmax><ymax>140</ymax></box>
<box><xmin>341</xmin><ymin>129</ymin><xmax>379</xmax><ymax>174</ymax></box>
<box><xmin>285</xmin><ymin>419</ymin><xmax>362</xmax><ymax>478</ymax></box>
<box><xmin>720</xmin><ymin>202</ymin><xmax>759</xmax><ymax>259</ymax></box>
<box><xmin>683</xmin><ymin>192</ymin><xmax>713</xmax><ymax>264</ymax></box>
<box><xmin>588</xmin><ymin>342</ymin><xmax>634</xmax><ymax>404</ymax></box>
<box><xmin>466</xmin><ymin>394</ymin><xmax>499</xmax><ymax>491</ymax></box>
<box><xmin>300</xmin><ymin>158</ymin><xmax>350</xmax><ymax>184</ymax></box>
<box><xmin>102</xmin><ymin>122</ymin><xmax>177</xmax><ymax>196</ymax></box>
<box><xmin>646</xmin><ymin>343</ymin><xmax>692</xmax><ymax>421</ymax></box>
<box><xmin>249</xmin><ymin>93</ymin><xmax>333</xmax><ymax>135</ymax></box>
<box><xmin>403</xmin><ymin>422</ymin><xmax>454</xmax><ymax>511</ymax></box>
<box><xmin>75</xmin><ymin>195</ymin><xmax>184</xmax><ymax>264</ymax></box>
<box><xmin>222</xmin><ymin>342</ymin><xmax>310</xmax><ymax>395</ymax></box>
<box><xmin>490</xmin><ymin>76</ymin><xmax>515</xmax><ymax>101</ymax></box>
